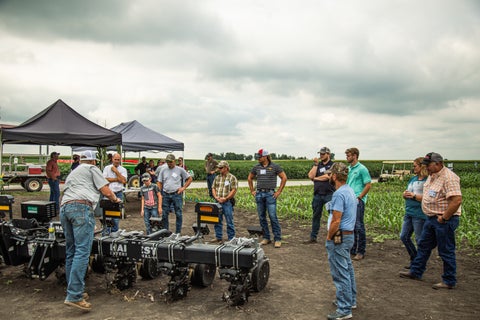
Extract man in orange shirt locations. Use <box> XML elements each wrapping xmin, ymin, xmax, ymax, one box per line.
<box><xmin>46</xmin><ymin>151</ymin><xmax>61</xmax><ymax>209</ymax></box>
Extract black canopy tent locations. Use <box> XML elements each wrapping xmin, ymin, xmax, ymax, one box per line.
<box><xmin>1</xmin><ymin>99</ymin><xmax>122</xmax><ymax>146</ymax></box>
<box><xmin>0</xmin><ymin>99</ymin><xmax>122</xmax><ymax>171</ymax></box>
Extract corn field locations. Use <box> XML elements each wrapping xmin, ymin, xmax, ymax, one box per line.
<box><xmin>185</xmin><ymin>172</ymin><xmax>480</xmax><ymax>249</ymax></box>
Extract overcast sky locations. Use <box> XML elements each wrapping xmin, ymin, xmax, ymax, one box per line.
<box><xmin>1</xmin><ymin>0</ymin><xmax>479</xmax><ymax>160</ymax></box>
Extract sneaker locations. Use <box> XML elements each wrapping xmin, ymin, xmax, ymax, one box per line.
<box><xmin>332</xmin><ymin>300</ymin><xmax>357</xmax><ymax>309</ymax></box>
<box><xmin>303</xmin><ymin>238</ymin><xmax>317</xmax><ymax>244</ymax></box>
<box><xmin>327</xmin><ymin>311</ymin><xmax>352</xmax><ymax>320</ymax></box>
<box><xmin>64</xmin><ymin>299</ymin><xmax>91</xmax><ymax>311</ymax></box>
<box><xmin>432</xmin><ymin>282</ymin><xmax>455</xmax><ymax>290</ymax></box>
<box><xmin>260</xmin><ymin>239</ymin><xmax>272</xmax><ymax>245</ymax></box>
<box><xmin>352</xmin><ymin>254</ymin><xmax>364</xmax><ymax>261</ymax></box>
<box><xmin>274</xmin><ymin>241</ymin><xmax>282</xmax><ymax>248</ymax></box>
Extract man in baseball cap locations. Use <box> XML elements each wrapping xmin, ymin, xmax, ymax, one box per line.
<box><xmin>157</xmin><ymin>153</ymin><xmax>193</xmax><ymax>233</ymax></box>
<box><xmin>306</xmin><ymin>146</ymin><xmax>335</xmax><ymax>244</ymax></box>
<box><xmin>248</xmin><ymin>148</ymin><xmax>288</xmax><ymax>248</ymax></box>
<box><xmin>400</xmin><ymin>151</ymin><xmax>462</xmax><ymax>290</ymax></box>
<box><xmin>210</xmin><ymin>160</ymin><xmax>238</xmax><ymax>243</ymax></box>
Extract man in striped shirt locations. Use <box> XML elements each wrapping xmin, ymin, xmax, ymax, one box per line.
<box><xmin>400</xmin><ymin>152</ymin><xmax>462</xmax><ymax>290</ymax></box>
<box><xmin>248</xmin><ymin>148</ymin><xmax>288</xmax><ymax>248</ymax></box>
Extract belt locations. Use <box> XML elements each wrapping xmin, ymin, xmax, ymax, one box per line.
<box><xmin>63</xmin><ymin>199</ymin><xmax>93</xmax><ymax>207</ymax></box>
<box><xmin>342</xmin><ymin>230</ymin><xmax>354</xmax><ymax>235</ymax></box>
<box><xmin>164</xmin><ymin>191</ymin><xmax>178</xmax><ymax>195</ymax></box>
<box><xmin>257</xmin><ymin>188</ymin><xmax>275</xmax><ymax>192</ymax></box>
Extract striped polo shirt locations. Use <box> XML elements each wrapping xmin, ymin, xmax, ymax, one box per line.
<box><xmin>250</xmin><ymin>162</ymin><xmax>284</xmax><ymax>190</ymax></box>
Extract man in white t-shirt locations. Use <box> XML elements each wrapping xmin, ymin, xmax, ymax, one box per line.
<box><xmin>102</xmin><ymin>153</ymin><xmax>127</xmax><ymax>234</ymax></box>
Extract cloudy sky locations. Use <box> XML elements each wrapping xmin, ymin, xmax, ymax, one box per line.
<box><xmin>1</xmin><ymin>0</ymin><xmax>479</xmax><ymax>160</ymax></box>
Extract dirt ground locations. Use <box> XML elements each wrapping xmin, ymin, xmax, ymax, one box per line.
<box><xmin>1</xmin><ymin>191</ymin><xmax>479</xmax><ymax>320</ymax></box>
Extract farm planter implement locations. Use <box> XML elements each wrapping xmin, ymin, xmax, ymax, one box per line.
<box><xmin>0</xmin><ymin>200</ymin><xmax>269</xmax><ymax>306</ymax></box>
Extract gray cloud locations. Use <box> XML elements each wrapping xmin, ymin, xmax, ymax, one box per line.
<box><xmin>0</xmin><ymin>0</ymin><xmax>479</xmax><ymax>160</ymax></box>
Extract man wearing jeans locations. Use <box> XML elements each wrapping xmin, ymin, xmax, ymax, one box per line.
<box><xmin>399</xmin><ymin>152</ymin><xmax>462</xmax><ymax>290</ymax></box>
<box><xmin>211</xmin><ymin>161</ymin><xmax>238</xmax><ymax>243</ymax></box>
<box><xmin>205</xmin><ymin>153</ymin><xmax>218</xmax><ymax>198</ymax></box>
<box><xmin>102</xmin><ymin>153</ymin><xmax>127</xmax><ymax>235</ymax></box>
<box><xmin>60</xmin><ymin>150</ymin><xmax>120</xmax><ymax>312</ymax></box>
<box><xmin>345</xmin><ymin>147</ymin><xmax>371</xmax><ymax>261</ymax></box>
<box><xmin>157</xmin><ymin>153</ymin><xmax>192</xmax><ymax>233</ymax></box>
<box><xmin>325</xmin><ymin>162</ymin><xmax>357</xmax><ymax>320</ymax></box>
<box><xmin>306</xmin><ymin>146</ymin><xmax>335</xmax><ymax>243</ymax></box>
<box><xmin>247</xmin><ymin>148</ymin><xmax>287</xmax><ymax>248</ymax></box>
<box><xmin>46</xmin><ymin>151</ymin><xmax>61</xmax><ymax>209</ymax></box>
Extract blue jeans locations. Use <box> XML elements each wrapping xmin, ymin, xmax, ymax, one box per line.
<box><xmin>60</xmin><ymin>202</ymin><xmax>95</xmax><ymax>303</ymax></box>
<box><xmin>351</xmin><ymin>199</ymin><xmax>366</xmax><ymax>255</ymax></box>
<box><xmin>400</xmin><ymin>215</ymin><xmax>426</xmax><ymax>261</ymax></box>
<box><xmin>48</xmin><ymin>178</ymin><xmax>60</xmax><ymax>209</ymax></box>
<box><xmin>103</xmin><ymin>191</ymin><xmax>122</xmax><ymax>235</ymax></box>
<box><xmin>161</xmin><ymin>193</ymin><xmax>183</xmax><ymax>233</ymax></box>
<box><xmin>143</xmin><ymin>206</ymin><xmax>159</xmax><ymax>235</ymax></box>
<box><xmin>410</xmin><ymin>216</ymin><xmax>459</xmax><ymax>286</ymax></box>
<box><xmin>326</xmin><ymin>234</ymin><xmax>357</xmax><ymax>315</ymax></box>
<box><xmin>310</xmin><ymin>194</ymin><xmax>332</xmax><ymax>240</ymax></box>
<box><xmin>206</xmin><ymin>174</ymin><xmax>216</xmax><ymax>198</ymax></box>
<box><xmin>255</xmin><ymin>191</ymin><xmax>281</xmax><ymax>242</ymax></box>
<box><xmin>214</xmin><ymin>201</ymin><xmax>235</xmax><ymax>240</ymax></box>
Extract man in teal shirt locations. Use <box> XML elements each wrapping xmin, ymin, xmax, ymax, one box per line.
<box><xmin>345</xmin><ymin>147</ymin><xmax>372</xmax><ymax>261</ymax></box>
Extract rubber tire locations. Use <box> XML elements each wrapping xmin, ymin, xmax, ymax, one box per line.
<box><xmin>191</xmin><ymin>264</ymin><xmax>216</xmax><ymax>287</ymax></box>
<box><xmin>251</xmin><ymin>258</ymin><xmax>269</xmax><ymax>292</ymax></box>
<box><xmin>128</xmin><ymin>175</ymin><xmax>140</xmax><ymax>188</ymax></box>
<box><xmin>139</xmin><ymin>258</ymin><xmax>160</xmax><ymax>280</ymax></box>
<box><xmin>24</xmin><ymin>178</ymin><xmax>43</xmax><ymax>192</ymax></box>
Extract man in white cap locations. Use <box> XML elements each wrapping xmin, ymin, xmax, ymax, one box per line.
<box><xmin>247</xmin><ymin>148</ymin><xmax>287</xmax><ymax>248</ymax></box>
<box><xmin>60</xmin><ymin>150</ymin><xmax>121</xmax><ymax>312</ymax></box>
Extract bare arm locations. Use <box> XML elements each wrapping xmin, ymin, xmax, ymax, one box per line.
<box><xmin>179</xmin><ymin>176</ymin><xmax>193</xmax><ymax>193</ymax></box>
<box><xmin>99</xmin><ymin>185</ymin><xmax>120</xmax><ymax>202</ymax></box>
<box><xmin>247</xmin><ymin>172</ymin><xmax>256</xmax><ymax>196</ymax></box>
<box><xmin>358</xmin><ymin>182</ymin><xmax>371</xmax><ymax>201</ymax></box>
<box><xmin>274</xmin><ymin>171</ymin><xmax>288</xmax><ymax>199</ymax></box>
<box><xmin>440</xmin><ymin>195</ymin><xmax>462</xmax><ymax>221</ymax></box>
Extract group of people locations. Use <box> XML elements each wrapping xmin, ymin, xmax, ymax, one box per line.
<box><xmin>303</xmin><ymin>148</ymin><xmax>462</xmax><ymax>320</ymax></box>
<box><xmin>51</xmin><ymin>147</ymin><xmax>462</xmax><ymax>319</ymax></box>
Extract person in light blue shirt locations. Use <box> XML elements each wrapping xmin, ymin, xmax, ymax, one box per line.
<box><xmin>325</xmin><ymin>162</ymin><xmax>357</xmax><ymax>320</ymax></box>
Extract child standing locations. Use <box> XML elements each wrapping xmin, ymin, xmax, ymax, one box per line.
<box><xmin>140</xmin><ymin>173</ymin><xmax>162</xmax><ymax>234</ymax></box>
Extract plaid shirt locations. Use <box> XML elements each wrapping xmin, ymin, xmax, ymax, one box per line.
<box><xmin>213</xmin><ymin>172</ymin><xmax>238</xmax><ymax>198</ymax></box>
<box><xmin>422</xmin><ymin>166</ymin><xmax>462</xmax><ymax>217</ymax></box>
